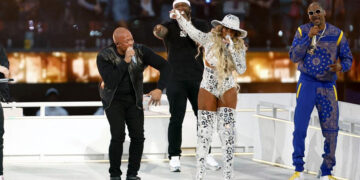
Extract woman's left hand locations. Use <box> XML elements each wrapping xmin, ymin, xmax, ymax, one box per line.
<box><xmin>223</xmin><ymin>35</ymin><xmax>234</xmax><ymax>48</ymax></box>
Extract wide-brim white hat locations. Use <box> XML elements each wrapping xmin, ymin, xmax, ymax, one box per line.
<box><xmin>211</xmin><ymin>14</ymin><xmax>247</xmax><ymax>38</ymax></box>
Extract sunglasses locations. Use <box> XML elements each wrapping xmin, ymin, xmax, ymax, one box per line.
<box><xmin>308</xmin><ymin>9</ymin><xmax>321</xmax><ymax>16</ymax></box>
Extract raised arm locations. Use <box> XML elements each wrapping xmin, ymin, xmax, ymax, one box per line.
<box><xmin>153</xmin><ymin>24</ymin><xmax>168</xmax><ymax>40</ymax></box>
<box><xmin>174</xmin><ymin>11</ymin><xmax>210</xmax><ymax>46</ymax></box>
<box><xmin>96</xmin><ymin>51</ymin><xmax>129</xmax><ymax>89</ymax></box>
<box><xmin>227</xmin><ymin>38</ymin><xmax>246</xmax><ymax>74</ymax></box>
<box><xmin>289</xmin><ymin>27</ymin><xmax>311</xmax><ymax>63</ymax></box>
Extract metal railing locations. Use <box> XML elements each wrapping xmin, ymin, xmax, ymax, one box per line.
<box><xmin>2</xmin><ymin>101</ymin><xmax>102</xmax><ymax>117</ymax></box>
<box><xmin>256</xmin><ymin>101</ymin><xmax>360</xmax><ymax>135</ymax></box>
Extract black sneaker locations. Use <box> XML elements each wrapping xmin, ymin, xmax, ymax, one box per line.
<box><xmin>126</xmin><ymin>175</ymin><xmax>141</xmax><ymax>180</ymax></box>
<box><xmin>110</xmin><ymin>177</ymin><xmax>121</xmax><ymax>180</ymax></box>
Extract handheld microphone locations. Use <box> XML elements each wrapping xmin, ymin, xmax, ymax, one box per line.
<box><xmin>225</xmin><ymin>35</ymin><xmax>231</xmax><ymax>48</ymax></box>
<box><xmin>311</xmin><ymin>25</ymin><xmax>319</xmax><ymax>47</ymax></box>
<box><xmin>311</xmin><ymin>35</ymin><xmax>317</xmax><ymax>47</ymax></box>
<box><xmin>131</xmin><ymin>56</ymin><xmax>137</xmax><ymax>64</ymax></box>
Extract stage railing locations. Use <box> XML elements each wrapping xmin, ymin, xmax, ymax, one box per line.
<box><xmin>255</xmin><ymin>101</ymin><xmax>360</xmax><ymax>135</ymax></box>
<box><xmin>2</xmin><ymin>101</ymin><xmax>103</xmax><ymax>117</ymax></box>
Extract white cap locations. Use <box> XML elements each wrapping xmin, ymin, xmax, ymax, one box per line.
<box><xmin>173</xmin><ymin>0</ymin><xmax>191</xmax><ymax>8</ymax></box>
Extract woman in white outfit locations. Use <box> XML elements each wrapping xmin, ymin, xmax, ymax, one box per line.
<box><xmin>170</xmin><ymin>10</ymin><xmax>247</xmax><ymax>180</ymax></box>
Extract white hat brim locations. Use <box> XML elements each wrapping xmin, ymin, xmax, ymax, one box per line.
<box><xmin>211</xmin><ymin>20</ymin><xmax>247</xmax><ymax>38</ymax></box>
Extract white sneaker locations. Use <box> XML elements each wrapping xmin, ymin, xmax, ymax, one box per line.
<box><xmin>169</xmin><ymin>156</ymin><xmax>181</xmax><ymax>172</ymax></box>
<box><xmin>320</xmin><ymin>175</ymin><xmax>337</xmax><ymax>180</ymax></box>
<box><xmin>289</xmin><ymin>171</ymin><xmax>304</xmax><ymax>180</ymax></box>
<box><xmin>0</xmin><ymin>175</ymin><xmax>4</xmax><ymax>180</ymax></box>
<box><xmin>205</xmin><ymin>154</ymin><xmax>221</xmax><ymax>171</ymax></box>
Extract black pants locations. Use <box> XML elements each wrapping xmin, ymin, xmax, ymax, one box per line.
<box><xmin>105</xmin><ymin>95</ymin><xmax>145</xmax><ymax>177</ymax></box>
<box><xmin>167</xmin><ymin>80</ymin><xmax>202</xmax><ymax>158</ymax></box>
<box><xmin>0</xmin><ymin>104</ymin><xmax>3</xmax><ymax>175</ymax></box>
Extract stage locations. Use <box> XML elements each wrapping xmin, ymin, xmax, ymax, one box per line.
<box><xmin>4</xmin><ymin>155</ymin><xmax>317</xmax><ymax>180</ymax></box>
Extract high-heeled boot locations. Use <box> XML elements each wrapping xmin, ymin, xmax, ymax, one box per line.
<box><xmin>217</xmin><ymin>107</ymin><xmax>236</xmax><ymax>180</ymax></box>
<box><xmin>196</xmin><ymin>110</ymin><xmax>217</xmax><ymax>180</ymax></box>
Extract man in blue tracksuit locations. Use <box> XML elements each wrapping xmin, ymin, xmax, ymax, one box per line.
<box><xmin>288</xmin><ymin>2</ymin><xmax>353</xmax><ymax>180</ymax></box>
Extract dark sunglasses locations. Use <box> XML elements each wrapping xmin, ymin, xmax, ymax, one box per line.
<box><xmin>308</xmin><ymin>9</ymin><xmax>321</xmax><ymax>16</ymax></box>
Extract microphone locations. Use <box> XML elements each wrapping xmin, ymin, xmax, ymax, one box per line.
<box><xmin>131</xmin><ymin>56</ymin><xmax>137</xmax><ymax>64</ymax></box>
<box><xmin>225</xmin><ymin>35</ymin><xmax>231</xmax><ymax>48</ymax></box>
<box><xmin>311</xmin><ymin>35</ymin><xmax>317</xmax><ymax>47</ymax></box>
<box><xmin>311</xmin><ymin>25</ymin><xmax>318</xmax><ymax>47</ymax></box>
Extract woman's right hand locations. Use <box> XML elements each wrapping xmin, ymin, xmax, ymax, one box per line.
<box><xmin>169</xmin><ymin>9</ymin><xmax>177</xmax><ymax>19</ymax></box>
<box><xmin>223</xmin><ymin>35</ymin><xmax>234</xmax><ymax>49</ymax></box>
